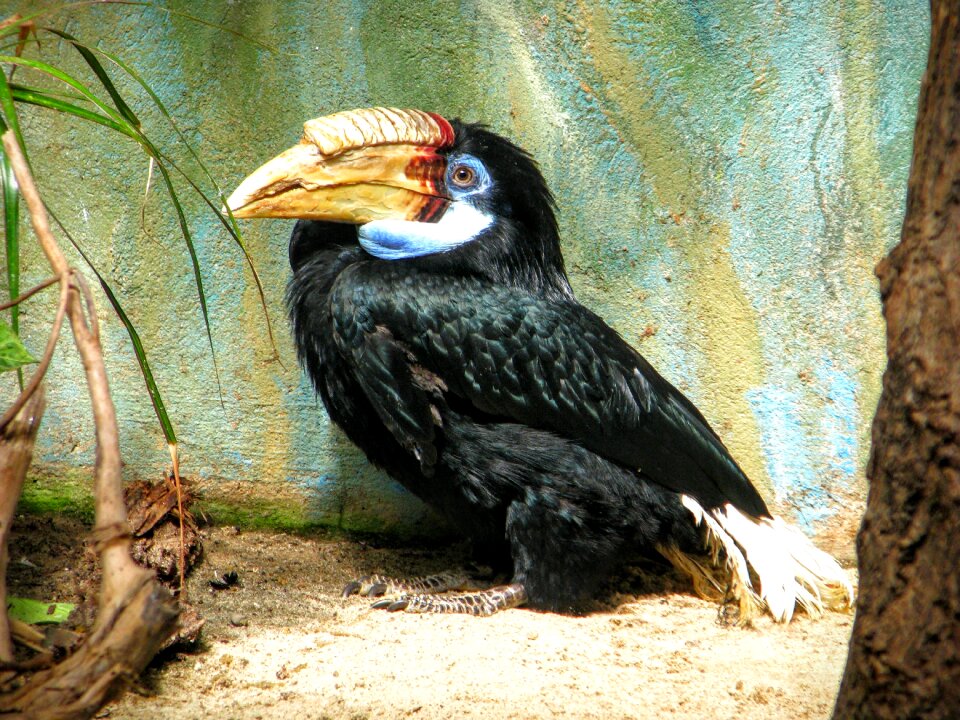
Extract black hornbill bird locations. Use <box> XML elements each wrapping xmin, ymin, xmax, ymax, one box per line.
<box><xmin>228</xmin><ymin>107</ymin><xmax>853</xmax><ymax>622</ymax></box>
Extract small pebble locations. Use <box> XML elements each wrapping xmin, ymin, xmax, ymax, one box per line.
<box><xmin>229</xmin><ymin>614</ymin><xmax>249</xmax><ymax>627</ymax></box>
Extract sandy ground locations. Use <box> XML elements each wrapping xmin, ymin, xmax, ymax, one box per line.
<box><xmin>78</xmin><ymin>525</ymin><xmax>856</xmax><ymax>720</ymax></box>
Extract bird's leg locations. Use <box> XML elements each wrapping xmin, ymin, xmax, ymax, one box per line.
<box><xmin>371</xmin><ymin>583</ymin><xmax>528</xmax><ymax>616</ymax></box>
<box><xmin>341</xmin><ymin>570</ymin><xmax>482</xmax><ymax>599</ymax></box>
<box><xmin>717</xmin><ymin>597</ymin><xmax>743</xmax><ymax>627</ymax></box>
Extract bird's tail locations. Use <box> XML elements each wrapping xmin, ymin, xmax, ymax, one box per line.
<box><xmin>660</xmin><ymin>495</ymin><xmax>855</xmax><ymax>624</ymax></box>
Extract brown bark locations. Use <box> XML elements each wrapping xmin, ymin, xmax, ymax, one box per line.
<box><xmin>0</xmin><ymin>388</ymin><xmax>45</xmax><ymax>664</ymax></box>
<box><xmin>833</xmin><ymin>2</ymin><xmax>960</xmax><ymax>718</ymax></box>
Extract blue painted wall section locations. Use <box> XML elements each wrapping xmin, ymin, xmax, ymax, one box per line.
<box><xmin>4</xmin><ymin>1</ymin><xmax>929</xmax><ymax>538</ymax></box>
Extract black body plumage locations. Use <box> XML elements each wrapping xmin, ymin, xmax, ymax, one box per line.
<box><xmin>284</xmin><ymin>122</ymin><xmax>778</xmax><ymax>613</ymax></box>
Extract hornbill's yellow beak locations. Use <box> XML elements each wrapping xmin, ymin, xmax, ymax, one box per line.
<box><xmin>226</xmin><ymin>107</ymin><xmax>454</xmax><ymax>224</ymax></box>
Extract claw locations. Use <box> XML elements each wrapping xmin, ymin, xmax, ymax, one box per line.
<box><xmin>370</xmin><ymin>596</ymin><xmax>410</xmax><ymax>612</ymax></box>
<box><xmin>342</xmin><ymin>581</ymin><xmax>362</xmax><ymax>598</ymax></box>
<box><xmin>365</xmin><ymin>582</ymin><xmax>388</xmax><ymax>597</ymax></box>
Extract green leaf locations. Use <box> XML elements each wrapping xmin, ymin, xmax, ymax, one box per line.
<box><xmin>49</xmin><ymin>212</ymin><xmax>178</xmax><ymax>446</ymax></box>
<box><xmin>1</xmin><ymin>10</ymin><xmax>284</xmax><ymax>436</ymax></box>
<box><xmin>9</xmin><ymin>85</ymin><xmax>134</xmax><ymax>136</ymax></box>
<box><xmin>0</xmin><ymin>59</ymin><xmax>27</xmax><ymax>153</ymax></box>
<box><xmin>0</xmin><ymin>318</ymin><xmax>36</xmax><ymax>372</ymax></box>
<box><xmin>7</xmin><ymin>80</ymin><xmax>88</xmax><ymax>104</ymax></box>
<box><xmin>0</xmin><ymin>55</ymin><xmax>130</xmax><ymax>128</ymax></box>
<box><xmin>17</xmin><ymin>23</ymin><xmax>281</xmax><ymax>366</ymax></box>
<box><xmin>160</xmin><ymin>150</ymin><xmax>281</xmax><ymax>360</ymax></box>
<box><xmin>1</xmin><ymin>133</ymin><xmax>21</xmax><ymax>389</ymax></box>
<box><xmin>44</xmin><ymin>28</ymin><xmax>141</xmax><ymax>129</ymax></box>
<box><xmin>7</xmin><ymin>596</ymin><xmax>75</xmax><ymax>625</ymax></box>
<box><xmin>150</xmin><ymin>157</ymin><xmax>226</xmax><ymax>405</ymax></box>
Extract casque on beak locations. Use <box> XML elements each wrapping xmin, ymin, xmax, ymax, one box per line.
<box><xmin>226</xmin><ymin>107</ymin><xmax>455</xmax><ymax>224</ymax></box>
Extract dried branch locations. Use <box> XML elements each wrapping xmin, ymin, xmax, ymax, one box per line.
<box><xmin>0</xmin><ymin>275</ymin><xmax>60</xmax><ymax>311</ymax></box>
<box><xmin>2</xmin><ymin>131</ymin><xmax>134</xmax><ymax>596</ymax></box>
<box><xmin>0</xmin><ymin>273</ymin><xmax>70</xmax><ymax>432</ymax></box>
<box><xmin>0</xmin><ymin>130</ymin><xmax>179</xmax><ymax>718</ymax></box>
<box><xmin>0</xmin><ymin>388</ymin><xmax>45</xmax><ymax>666</ymax></box>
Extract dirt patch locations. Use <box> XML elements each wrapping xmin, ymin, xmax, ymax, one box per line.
<box><xmin>7</xmin><ymin>515</ymin><xmax>96</xmax><ymax>624</ymax></box>
<box><xmin>9</xmin><ymin>517</ymin><xmax>853</xmax><ymax>720</ymax></box>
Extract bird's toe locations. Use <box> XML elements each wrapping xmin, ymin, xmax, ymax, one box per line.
<box><xmin>341</xmin><ymin>581</ymin><xmax>362</xmax><ymax>598</ymax></box>
<box><xmin>364</xmin><ymin>582</ymin><xmax>388</xmax><ymax>597</ymax></box>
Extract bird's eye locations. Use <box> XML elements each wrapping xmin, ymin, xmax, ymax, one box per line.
<box><xmin>451</xmin><ymin>164</ymin><xmax>476</xmax><ymax>188</ymax></box>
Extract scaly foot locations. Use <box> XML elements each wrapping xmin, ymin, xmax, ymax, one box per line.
<box><xmin>371</xmin><ymin>583</ymin><xmax>528</xmax><ymax>616</ymax></box>
<box><xmin>341</xmin><ymin>570</ymin><xmax>482</xmax><ymax>599</ymax></box>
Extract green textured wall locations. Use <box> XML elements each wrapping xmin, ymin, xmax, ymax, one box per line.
<box><xmin>5</xmin><ymin>1</ymin><xmax>929</xmax><ymax>535</ymax></box>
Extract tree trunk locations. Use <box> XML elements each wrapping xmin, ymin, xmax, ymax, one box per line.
<box><xmin>833</xmin><ymin>2</ymin><xmax>960</xmax><ymax>718</ymax></box>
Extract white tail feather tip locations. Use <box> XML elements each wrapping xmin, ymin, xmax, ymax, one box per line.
<box><xmin>680</xmin><ymin>495</ymin><xmax>855</xmax><ymax>623</ymax></box>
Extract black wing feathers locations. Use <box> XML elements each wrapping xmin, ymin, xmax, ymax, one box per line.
<box><xmin>332</xmin><ymin>285</ymin><xmax>441</xmax><ymax>473</ymax></box>
<box><xmin>331</xmin><ymin>263</ymin><xmax>769</xmax><ymax>518</ymax></box>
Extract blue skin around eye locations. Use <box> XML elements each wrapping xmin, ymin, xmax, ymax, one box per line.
<box><xmin>358</xmin><ymin>154</ymin><xmax>493</xmax><ymax>261</ymax></box>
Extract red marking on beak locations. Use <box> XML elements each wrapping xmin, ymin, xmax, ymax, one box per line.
<box><xmin>417</xmin><ymin>196</ymin><xmax>450</xmax><ymax>223</ymax></box>
<box><xmin>405</xmin><ymin>149</ymin><xmax>448</xmax><ymax>195</ymax></box>
<box><xmin>426</xmin><ymin>113</ymin><xmax>455</xmax><ymax>148</ymax></box>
